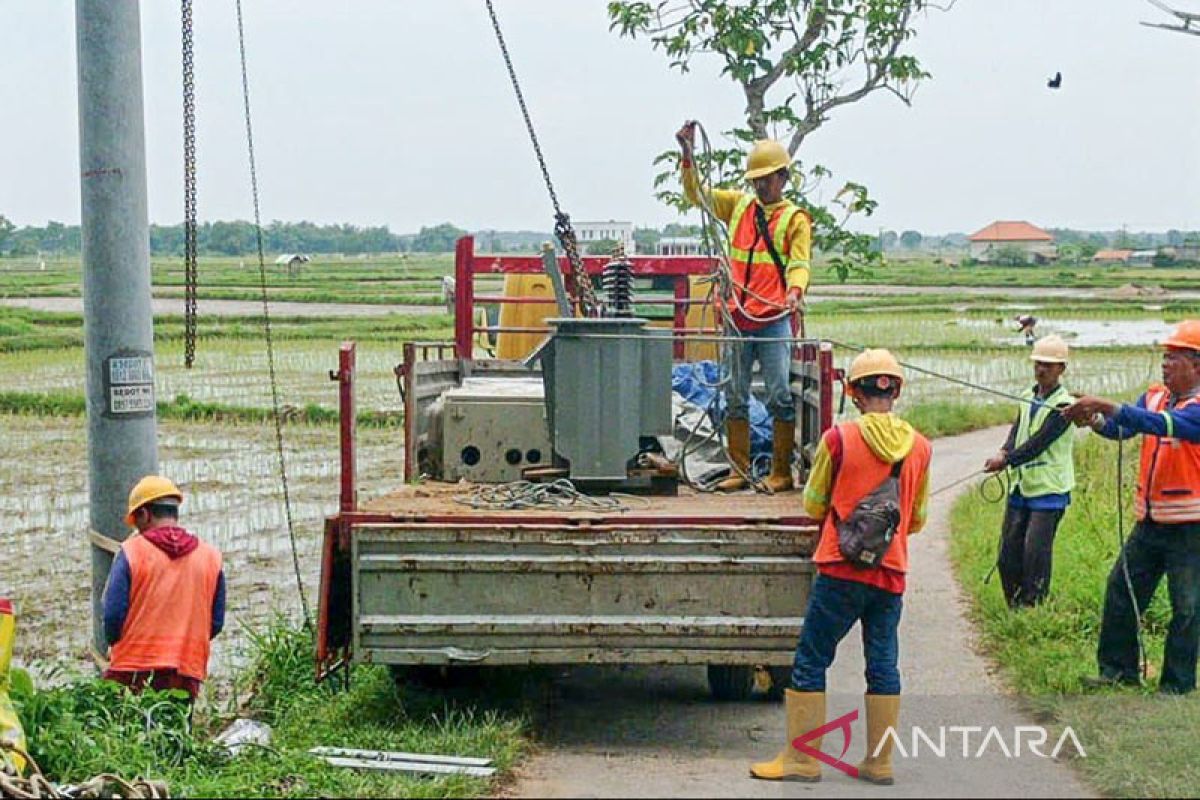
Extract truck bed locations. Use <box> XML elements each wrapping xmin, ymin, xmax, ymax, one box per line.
<box><xmin>361</xmin><ymin>480</ymin><xmax>817</xmax><ymax>529</ymax></box>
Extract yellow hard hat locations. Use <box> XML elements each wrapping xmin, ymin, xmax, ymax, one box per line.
<box><xmin>1162</xmin><ymin>319</ymin><xmax>1200</xmax><ymax>352</ymax></box>
<box><xmin>1030</xmin><ymin>334</ymin><xmax>1068</xmax><ymax>364</ymax></box>
<box><xmin>744</xmin><ymin>139</ymin><xmax>791</xmax><ymax>180</ymax></box>
<box><xmin>847</xmin><ymin>349</ymin><xmax>904</xmax><ymax>385</ymax></box>
<box><xmin>125</xmin><ymin>475</ymin><xmax>183</xmax><ymax>526</ymax></box>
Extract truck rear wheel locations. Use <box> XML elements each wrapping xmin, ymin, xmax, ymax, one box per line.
<box><xmin>706</xmin><ymin>665</ymin><xmax>757</xmax><ymax>701</ymax></box>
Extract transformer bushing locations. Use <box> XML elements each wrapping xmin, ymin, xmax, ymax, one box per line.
<box><xmin>602</xmin><ymin>258</ymin><xmax>634</xmax><ymax>318</ymax></box>
<box><xmin>534</xmin><ymin>318</ymin><xmax>672</xmax><ymax>481</ymax></box>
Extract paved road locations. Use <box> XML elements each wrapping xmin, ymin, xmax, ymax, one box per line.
<box><xmin>511</xmin><ymin>426</ymin><xmax>1094</xmax><ymax>798</ymax></box>
<box><xmin>0</xmin><ymin>296</ymin><xmax>442</xmax><ymax>317</ymax></box>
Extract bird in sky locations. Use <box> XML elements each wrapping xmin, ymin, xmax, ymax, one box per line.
<box><xmin>1047</xmin><ymin>71</ymin><xmax>1062</xmax><ymax>89</ymax></box>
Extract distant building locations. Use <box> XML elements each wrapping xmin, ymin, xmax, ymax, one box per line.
<box><xmin>968</xmin><ymin>221</ymin><xmax>1056</xmax><ymax>263</ymax></box>
<box><xmin>1093</xmin><ymin>249</ymin><xmax>1134</xmax><ymax>264</ymax></box>
<box><xmin>575</xmin><ymin>220</ymin><xmax>635</xmax><ymax>255</ymax></box>
<box><xmin>1130</xmin><ymin>250</ymin><xmax>1158</xmax><ymax>266</ymax></box>
<box><xmin>658</xmin><ymin>236</ymin><xmax>705</xmax><ymax>256</ymax></box>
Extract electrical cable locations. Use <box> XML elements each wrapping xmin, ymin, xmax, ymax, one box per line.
<box><xmin>1115</xmin><ymin>425</ymin><xmax>1149</xmax><ymax>682</ymax></box>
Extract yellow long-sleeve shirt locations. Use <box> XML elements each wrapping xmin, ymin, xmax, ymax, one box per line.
<box><xmin>682</xmin><ymin>164</ymin><xmax>812</xmax><ymax>293</ymax></box>
<box><xmin>802</xmin><ymin>413</ymin><xmax>930</xmax><ymax>534</ymax></box>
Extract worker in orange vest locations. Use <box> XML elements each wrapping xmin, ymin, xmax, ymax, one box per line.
<box><xmin>751</xmin><ymin>349</ymin><xmax>931</xmax><ymax>785</ymax></box>
<box><xmin>102</xmin><ymin>476</ymin><xmax>225</xmax><ymax>702</ymax></box>
<box><xmin>1064</xmin><ymin>320</ymin><xmax>1200</xmax><ymax>694</ymax></box>
<box><xmin>676</xmin><ymin>121</ymin><xmax>812</xmax><ymax>493</ymax></box>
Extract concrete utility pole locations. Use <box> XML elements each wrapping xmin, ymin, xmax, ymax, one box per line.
<box><xmin>75</xmin><ymin>0</ymin><xmax>158</xmax><ymax>656</ymax></box>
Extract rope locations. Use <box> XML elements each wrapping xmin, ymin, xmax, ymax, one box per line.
<box><xmin>0</xmin><ymin>742</ymin><xmax>169</xmax><ymax>799</ymax></box>
<box><xmin>453</xmin><ymin>479</ymin><xmax>628</xmax><ymax>512</ymax></box>
<box><xmin>483</xmin><ymin>0</ymin><xmax>599</xmax><ymax>316</ymax></box>
<box><xmin>181</xmin><ymin>0</ymin><xmax>198</xmax><ymax>369</ymax></box>
<box><xmin>234</xmin><ymin>0</ymin><xmax>311</xmax><ymax>629</ymax></box>
<box><xmin>1115</xmin><ymin>427</ymin><xmax>1149</xmax><ymax>681</ymax></box>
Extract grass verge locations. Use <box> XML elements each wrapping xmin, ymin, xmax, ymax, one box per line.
<box><xmin>13</xmin><ymin>624</ymin><xmax>529</xmax><ymax>798</ymax></box>
<box><xmin>949</xmin><ymin>435</ymin><xmax>1200</xmax><ymax>796</ymax></box>
<box><xmin>901</xmin><ymin>400</ymin><xmax>1013</xmax><ymax>439</ymax></box>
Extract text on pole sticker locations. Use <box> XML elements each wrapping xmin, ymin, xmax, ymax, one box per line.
<box><xmin>109</xmin><ymin>356</ymin><xmax>154</xmax><ymax>385</ymax></box>
<box><xmin>110</xmin><ymin>384</ymin><xmax>155</xmax><ymax>414</ymax></box>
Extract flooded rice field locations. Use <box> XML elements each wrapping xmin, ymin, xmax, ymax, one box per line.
<box><xmin>0</xmin><ymin>416</ymin><xmax>405</xmax><ymax>682</ymax></box>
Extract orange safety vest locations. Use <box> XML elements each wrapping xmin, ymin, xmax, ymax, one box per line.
<box><xmin>813</xmin><ymin>422</ymin><xmax>932</xmax><ymax>574</ymax></box>
<box><xmin>1136</xmin><ymin>386</ymin><xmax>1200</xmax><ymax>523</ymax></box>
<box><xmin>108</xmin><ymin>533</ymin><xmax>222</xmax><ymax>681</ymax></box>
<box><xmin>723</xmin><ymin>195</ymin><xmax>806</xmax><ymax>330</ymax></box>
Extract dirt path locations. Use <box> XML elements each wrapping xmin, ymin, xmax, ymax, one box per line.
<box><xmin>512</xmin><ymin>426</ymin><xmax>1094</xmax><ymax>798</ymax></box>
<box><xmin>0</xmin><ymin>297</ymin><xmax>441</xmax><ymax>317</ymax></box>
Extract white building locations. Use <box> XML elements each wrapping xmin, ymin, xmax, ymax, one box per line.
<box><xmin>658</xmin><ymin>236</ymin><xmax>705</xmax><ymax>256</ymax></box>
<box><xmin>575</xmin><ymin>220</ymin><xmax>635</xmax><ymax>255</ymax></box>
<box><xmin>967</xmin><ymin>221</ymin><xmax>1056</xmax><ymax>263</ymax></box>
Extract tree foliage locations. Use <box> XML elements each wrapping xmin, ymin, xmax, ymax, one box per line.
<box><xmin>608</xmin><ymin>0</ymin><xmax>949</xmax><ymax>280</ymax></box>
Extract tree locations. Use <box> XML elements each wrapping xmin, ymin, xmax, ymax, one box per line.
<box><xmin>899</xmin><ymin>230</ymin><xmax>923</xmax><ymax>249</ymax></box>
<box><xmin>633</xmin><ymin>226</ymin><xmax>661</xmax><ymax>254</ymax></box>
<box><xmin>0</xmin><ymin>215</ymin><xmax>14</xmax><ymax>255</ymax></box>
<box><xmin>991</xmin><ymin>244</ymin><xmax>1029</xmax><ymax>267</ymax></box>
<box><xmin>608</xmin><ymin>0</ymin><xmax>951</xmax><ymax>280</ymax></box>
<box><xmin>411</xmin><ymin>223</ymin><xmax>467</xmax><ymax>253</ymax></box>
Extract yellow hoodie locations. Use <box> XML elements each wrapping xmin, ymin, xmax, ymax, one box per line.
<box><xmin>802</xmin><ymin>413</ymin><xmax>929</xmax><ymax>532</ymax></box>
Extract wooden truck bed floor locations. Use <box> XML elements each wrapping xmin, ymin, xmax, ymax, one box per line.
<box><xmin>360</xmin><ymin>481</ymin><xmax>811</xmax><ymax>523</ymax></box>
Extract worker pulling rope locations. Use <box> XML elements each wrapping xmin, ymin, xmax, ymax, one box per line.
<box><xmin>454</xmin><ymin>479</ymin><xmax>627</xmax><ymax>512</ymax></box>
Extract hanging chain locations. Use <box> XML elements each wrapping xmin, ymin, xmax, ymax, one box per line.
<box><xmin>182</xmin><ymin>0</ymin><xmax>198</xmax><ymax>368</ymax></box>
<box><xmin>235</xmin><ymin>0</ymin><xmax>311</xmax><ymax>629</ymax></box>
<box><xmin>483</xmin><ymin>0</ymin><xmax>599</xmax><ymax>316</ymax></box>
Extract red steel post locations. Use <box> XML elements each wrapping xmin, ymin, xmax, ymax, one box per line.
<box><xmin>336</xmin><ymin>342</ymin><xmax>356</xmax><ymax>512</ymax></box>
<box><xmin>454</xmin><ymin>236</ymin><xmax>476</xmax><ymax>360</ymax></box>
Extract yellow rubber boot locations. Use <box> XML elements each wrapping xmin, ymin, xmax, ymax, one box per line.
<box><xmin>749</xmin><ymin>689</ymin><xmax>824</xmax><ymax>782</ymax></box>
<box><xmin>762</xmin><ymin>419</ymin><xmax>796</xmax><ymax>493</ymax></box>
<box><xmin>716</xmin><ymin>418</ymin><xmax>751</xmax><ymax>492</ymax></box>
<box><xmin>857</xmin><ymin>694</ymin><xmax>900</xmax><ymax>785</ymax></box>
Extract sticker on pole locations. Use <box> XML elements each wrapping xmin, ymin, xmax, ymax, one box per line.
<box><xmin>103</xmin><ymin>350</ymin><xmax>155</xmax><ymax>418</ymax></box>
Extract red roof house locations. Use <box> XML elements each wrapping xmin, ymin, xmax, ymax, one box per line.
<box><xmin>968</xmin><ymin>221</ymin><xmax>1056</xmax><ymax>263</ymax></box>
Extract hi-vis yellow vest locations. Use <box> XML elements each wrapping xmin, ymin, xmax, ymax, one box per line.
<box><xmin>1012</xmin><ymin>384</ymin><xmax>1075</xmax><ymax>498</ymax></box>
<box><xmin>723</xmin><ymin>195</ymin><xmax>803</xmax><ymax>330</ymax></box>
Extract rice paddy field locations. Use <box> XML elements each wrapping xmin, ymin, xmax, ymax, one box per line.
<box><xmin>1</xmin><ymin>253</ymin><xmax>1197</xmax><ymax>687</ymax></box>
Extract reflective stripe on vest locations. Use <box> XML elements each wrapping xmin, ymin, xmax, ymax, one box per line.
<box><xmin>812</xmin><ymin>421</ymin><xmax>932</xmax><ymax>574</ymax></box>
<box><xmin>108</xmin><ymin>533</ymin><xmax>222</xmax><ymax>681</ymax></box>
<box><xmin>723</xmin><ymin>194</ymin><xmax>802</xmax><ymax>327</ymax></box>
<box><xmin>1012</xmin><ymin>384</ymin><xmax>1075</xmax><ymax>498</ymax></box>
<box><xmin>1136</xmin><ymin>387</ymin><xmax>1200</xmax><ymax>523</ymax></box>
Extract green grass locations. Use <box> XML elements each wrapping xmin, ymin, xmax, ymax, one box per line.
<box><xmin>12</xmin><ymin>623</ymin><xmax>529</xmax><ymax>798</ymax></box>
<box><xmin>0</xmin><ymin>391</ymin><xmax>402</xmax><ymax>428</ymax></box>
<box><xmin>950</xmin><ymin>436</ymin><xmax>1200</xmax><ymax>796</ymax></box>
<box><xmin>900</xmin><ymin>400</ymin><xmax>1013</xmax><ymax>439</ymax></box>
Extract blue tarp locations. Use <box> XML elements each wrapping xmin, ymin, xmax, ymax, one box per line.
<box><xmin>671</xmin><ymin>360</ymin><xmax>773</xmax><ymax>472</ymax></box>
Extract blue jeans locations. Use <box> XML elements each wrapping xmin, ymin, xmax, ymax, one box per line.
<box><xmin>791</xmin><ymin>574</ymin><xmax>904</xmax><ymax>695</ymax></box>
<box><xmin>723</xmin><ymin>318</ymin><xmax>795</xmax><ymax>423</ymax></box>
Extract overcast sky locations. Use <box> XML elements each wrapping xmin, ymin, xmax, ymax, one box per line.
<box><xmin>2</xmin><ymin>1</ymin><xmax>1198</xmax><ymax>235</ymax></box>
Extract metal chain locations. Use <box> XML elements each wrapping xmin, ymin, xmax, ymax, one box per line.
<box><xmin>482</xmin><ymin>0</ymin><xmax>599</xmax><ymax>315</ymax></box>
<box><xmin>235</xmin><ymin>0</ymin><xmax>311</xmax><ymax>629</ymax></box>
<box><xmin>182</xmin><ymin>0</ymin><xmax>198</xmax><ymax>368</ymax></box>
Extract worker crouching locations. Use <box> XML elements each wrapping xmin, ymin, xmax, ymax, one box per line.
<box><xmin>676</xmin><ymin>121</ymin><xmax>812</xmax><ymax>492</ymax></box>
<box><xmin>102</xmin><ymin>476</ymin><xmax>225</xmax><ymax>702</ymax></box>
<box><xmin>750</xmin><ymin>349</ymin><xmax>931</xmax><ymax>785</ymax></box>
<box><xmin>984</xmin><ymin>335</ymin><xmax>1075</xmax><ymax>608</ymax></box>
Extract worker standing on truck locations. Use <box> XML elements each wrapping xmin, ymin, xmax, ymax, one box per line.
<box><xmin>676</xmin><ymin>120</ymin><xmax>812</xmax><ymax>493</ymax></box>
<box><xmin>102</xmin><ymin>476</ymin><xmax>225</xmax><ymax>703</ymax></box>
<box><xmin>1063</xmin><ymin>320</ymin><xmax>1200</xmax><ymax>694</ymax></box>
<box><xmin>983</xmin><ymin>334</ymin><xmax>1075</xmax><ymax>608</ymax></box>
<box><xmin>751</xmin><ymin>349</ymin><xmax>931</xmax><ymax>785</ymax></box>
